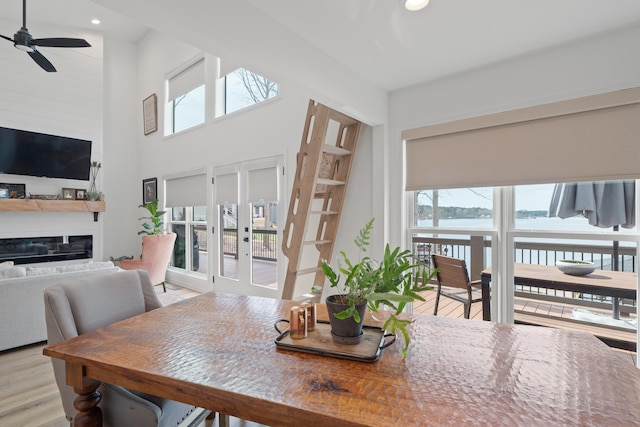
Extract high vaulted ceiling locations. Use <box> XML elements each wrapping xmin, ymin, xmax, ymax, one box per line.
<box><xmin>1</xmin><ymin>0</ymin><xmax>640</xmax><ymax>92</ymax></box>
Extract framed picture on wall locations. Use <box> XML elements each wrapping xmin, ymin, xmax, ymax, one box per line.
<box><xmin>0</xmin><ymin>183</ymin><xmax>26</xmax><ymax>199</ymax></box>
<box><xmin>143</xmin><ymin>93</ymin><xmax>158</xmax><ymax>135</ymax></box>
<box><xmin>62</xmin><ymin>188</ymin><xmax>76</xmax><ymax>200</ymax></box>
<box><xmin>142</xmin><ymin>177</ymin><xmax>157</xmax><ymax>204</ymax></box>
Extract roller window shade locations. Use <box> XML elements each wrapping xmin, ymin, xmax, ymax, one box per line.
<box><xmin>248</xmin><ymin>167</ymin><xmax>278</xmax><ymax>203</ymax></box>
<box><xmin>405</xmin><ymin>89</ymin><xmax>640</xmax><ymax>191</ymax></box>
<box><xmin>215</xmin><ymin>173</ymin><xmax>238</xmax><ymax>205</ymax></box>
<box><xmin>168</xmin><ymin>59</ymin><xmax>205</xmax><ymax>101</ymax></box>
<box><xmin>166</xmin><ymin>174</ymin><xmax>207</xmax><ymax>208</ymax></box>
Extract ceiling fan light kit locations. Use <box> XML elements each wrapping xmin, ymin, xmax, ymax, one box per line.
<box><xmin>405</xmin><ymin>0</ymin><xmax>430</xmax><ymax>11</ymax></box>
<box><xmin>1</xmin><ymin>0</ymin><xmax>91</xmax><ymax>72</ymax></box>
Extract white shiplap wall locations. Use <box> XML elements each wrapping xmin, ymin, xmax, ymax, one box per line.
<box><xmin>0</xmin><ymin>18</ymin><xmax>104</xmax><ymax>263</ymax></box>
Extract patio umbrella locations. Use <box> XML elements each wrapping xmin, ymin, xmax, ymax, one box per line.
<box><xmin>548</xmin><ymin>180</ymin><xmax>636</xmax><ymax>270</ymax></box>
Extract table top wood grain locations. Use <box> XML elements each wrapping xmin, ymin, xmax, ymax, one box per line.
<box><xmin>44</xmin><ymin>292</ymin><xmax>640</xmax><ymax>426</ymax></box>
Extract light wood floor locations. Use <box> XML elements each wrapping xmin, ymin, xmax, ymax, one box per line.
<box><xmin>0</xmin><ymin>284</ymin><xmax>263</xmax><ymax>427</ymax></box>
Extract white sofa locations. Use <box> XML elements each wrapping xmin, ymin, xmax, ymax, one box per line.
<box><xmin>0</xmin><ymin>261</ymin><xmax>120</xmax><ymax>351</ymax></box>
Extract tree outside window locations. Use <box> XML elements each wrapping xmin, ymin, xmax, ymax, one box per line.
<box><xmin>225</xmin><ymin>68</ymin><xmax>278</xmax><ymax>114</ymax></box>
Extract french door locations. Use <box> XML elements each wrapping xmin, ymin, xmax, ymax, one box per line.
<box><xmin>212</xmin><ymin>156</ymin><xmax>284</xmax><ymax>298</ymax></box>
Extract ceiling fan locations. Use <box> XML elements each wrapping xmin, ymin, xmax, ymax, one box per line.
<box><xmin>0</xmin><ymin>0</ymin><xmax>91</xmax><ymax>72</ymax></box>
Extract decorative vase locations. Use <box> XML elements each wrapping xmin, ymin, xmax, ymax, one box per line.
<box><xmin>88</xmin><ymin>161</ymin><xmax>101</xmax><ymax>195</ymax></box>
<box><xmin>325</xmin><ymin>294</ymin><xmax>367</xmax><ymax>345</ymax></box>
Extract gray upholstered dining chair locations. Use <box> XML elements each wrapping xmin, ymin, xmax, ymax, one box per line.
<box><xmin>44</xmin><ymin>269</ymin><xmax>206</xmax><ymax>427</ymax></box>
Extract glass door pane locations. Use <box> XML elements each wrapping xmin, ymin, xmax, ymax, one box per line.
<box><xmin>219</xmin><ymin>203</ymin><xmax>238</xmax><ymax>280</ymax></box>
<box><xmin>250</xmin><ymin>201</ymin><xmax>277</xmax><ymax>287</ymax></box>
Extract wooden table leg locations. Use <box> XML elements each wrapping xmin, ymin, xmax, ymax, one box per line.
<box><xmin>481</xmin><ymin>274</ymin><xmax>491</xmax><ymax>321</ymax></box>
<box><xmin>66</xmin><ymin>362</ymin><xmax>102</xmax><ymax>427</ymax></box>
<box><xmin>612</xmin><ymin>297</ymin><xmax>621</xmax><ymax>319</ymax></box>
<box><xmin>73</xmin><ymin>382</ymin><xmax>102</xmax><ymax>427</ymax></box>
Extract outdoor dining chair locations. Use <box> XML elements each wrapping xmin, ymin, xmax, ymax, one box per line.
<box><xmin>431</xmin><ymin>254</ymin><xmax>483</xmax><ymax>319</ymax></box>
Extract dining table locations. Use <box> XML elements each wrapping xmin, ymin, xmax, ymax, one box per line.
<box><xmin>43</xmin><ymin>292</ymin><xmax>640</xmax><ymax>426</ymax></box>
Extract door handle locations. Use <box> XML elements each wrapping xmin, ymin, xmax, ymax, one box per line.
<box><xmin>243</xmin><ymin>237</ymin><xmax>249</xmax><ymax>242</ymax></box>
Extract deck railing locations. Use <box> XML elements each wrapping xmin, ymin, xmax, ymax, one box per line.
<box><xmin>223</xmin><ymin>228</ymin><xmax>277</xmax><ymax>261</ymax></box>
<box><xmin>412</xmin><ymin>236</ymin><xmax>636</xmax><ymax>274</ymax></box>
<box><xmin>412</xmin><ymin>235</ymin><xmax>637</xmax><ymax>313</ymax></box>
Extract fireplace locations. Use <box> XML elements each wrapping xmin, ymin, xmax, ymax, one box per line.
<box><xmin>0</xmin><ymin>235</ymin><xmax>92</xmax><ymax>265</ymax></box>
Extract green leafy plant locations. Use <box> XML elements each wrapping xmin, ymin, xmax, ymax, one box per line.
<box><xmin>138</xmin><ymin>199</ymin><xmax>166</xmax><ymax>235</ymax></box>
<box><xmin>321</xmin><ymin>218</ymin><xmax>436</xmax><ymax>357</ymax></box>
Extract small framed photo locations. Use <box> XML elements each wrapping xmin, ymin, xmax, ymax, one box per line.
<box><xmin>0</xmin><ymin>188</ymin><xmax>9</xmax><ymax>199</ymax></box>
<box><xmin>75</xmin><ymin>189</ymin><xmax>86</xmax><ymax>200</ymax></box>
<box><xmin>0</xmin><ymin>182</ymin><xmax>26</xmax><ymax>199</ymax></box>
<box><xmin>62</xmin><ymin>188</ymin><xmax>76</xmax><ymax>200</ymax></box>
<box><xmin>143</xmin><ymin>93</ymin><xmax>158</xmax><ymax>135</ymax></box>
<box><xmin>142</xmin><ymin>177</ymin><xmax>157</xmax><ymax>205</ymax></box>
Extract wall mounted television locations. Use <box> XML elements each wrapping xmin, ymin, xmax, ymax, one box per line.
<box><xmin>0</xmin><ymin>126</ymin><xmax>92</xmax><ymax>181</ymax></box>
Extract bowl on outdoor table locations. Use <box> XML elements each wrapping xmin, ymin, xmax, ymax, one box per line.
<box><xmin>555</xmin><ymin>260</ymin><xmax>596</xmax><ymax>276</ymax></box>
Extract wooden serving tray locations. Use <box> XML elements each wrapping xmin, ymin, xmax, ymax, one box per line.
<box><xmin>274</xmin><ymin>320</ymin><xmax>395</xmax><ymax>362</ymax></box>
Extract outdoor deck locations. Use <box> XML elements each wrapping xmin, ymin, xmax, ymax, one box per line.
<box><xmin>414</xmin><ymin>287</ymin><xmax>484</xmax><ymax>320</ymax></box>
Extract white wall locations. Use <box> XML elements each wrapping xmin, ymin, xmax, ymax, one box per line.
<box><xmin>102</xmin><ymin>39</ymin><xmax>140</xmax><ymax>259</ymax></box>
<box><xmin>387</xmin><ymin>24</ymin><xmax>640</xmax><ymax>247</ymax></box>
<box><xmin>0</xmin><ymin>20</ymin><xmax>105</xmax><ymax>262</ymax></box>
<box><xmin>132</xmin><ymin>30</ymin><xmax>378</xmax><ymax>291</ymax></box>
<box><xmin>92</xmin><ymin>0</ymin><xmax>388</xmax><ymax>126</ymax></box>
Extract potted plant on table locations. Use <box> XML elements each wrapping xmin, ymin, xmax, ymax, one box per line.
<box><xmin>321</xmin><ymin>218</ymin><xmax>436</xmax><ymax>358</ymax></box>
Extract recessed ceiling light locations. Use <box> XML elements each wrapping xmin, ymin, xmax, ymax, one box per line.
<box><xmin>405</xmin><ymin>0</ymin><xmax>429</xmax><ymax>11</ymax></box>
<box><xmin>91</xmin><ymin>19</ymin><xmax>101</xmax><ymax>25</ymax></box>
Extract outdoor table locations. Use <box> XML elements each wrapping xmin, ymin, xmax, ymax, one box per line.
<box><xmin>481</xmin><ymin>263</ymin><xmax>638</xmax><ymax>321</ymax></box>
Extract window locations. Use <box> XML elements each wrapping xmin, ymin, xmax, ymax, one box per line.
<box><xmin>414</xmin><ymin>188</ymin><xmax>493</xmax><ymax>229</ymax></box>
<box><xmin>409</xmin><ymin>180</ymin><xmax>638</xmax><ymax>325</ymax></box>
<box><xmin>224</xmin><ymin>68</ymin><xmax>278</xmax><ymax>115</ymax></box>
<box><xmin>167</xmin><ymin>58</ymin><xmax>205</xmax><ymax>134</ymax></box>
<box><xmin>410</xmin><ymin>187</ymin><xmax>494</xmax><ymax>282</ymax></box>
<box><xmin>165</xmin><ymin>173</ymin><xmax>208</xmax><ymax>275</ymax></box>
<box><xmin>169</xmin><ymin>206</ymin><xmax>207</xmax><ymax>275</ymax></box>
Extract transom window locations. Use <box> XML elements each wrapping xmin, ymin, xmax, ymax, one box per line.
<box><xmin>166</xmin><ymin>57</ymin><xmax>205</xmax><ymax>135</ymax></box>
<box><xmin>223</xmin><ymin>68</ymin><xmax>278</xmax><ymax>115</ymax></box>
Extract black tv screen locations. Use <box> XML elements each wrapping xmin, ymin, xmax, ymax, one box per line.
<box><xmin>0</xmin><ymin>126</ymin><xmax>91</xmax><ymax>180</ymax></box>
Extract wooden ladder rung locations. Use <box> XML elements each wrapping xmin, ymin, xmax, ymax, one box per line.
<box><xmin>310</xmin><ymin>210</ymin><xmax>339</xmax><ymax>215</ymax></box>
<box><xmin>323</xmin><ymin>145</ymin><xmax>351</xmax><ymax>156</ymax></box>
<box><xmin>304</xmin><ymin>240</ymin><xmax>332</xmax><ymax>245</ymax></box>
<box><xmin>294</xmin><ymin>292</ymin><xmax>323</xmax><ymax>303</ymax></box>
<box><xmin>296</xmin><ymin>266</ymin><xmax>323</xmax><ymax>275</ymax></box>
<box><xmin>309</xmin><ymin>211</ymin><xmax>339</xmax><ymax>215</ymax></box>
<box><xmin>316</xmin><ymin>178</ymin><xmax>345</xmax><ymax>186</ymax></box>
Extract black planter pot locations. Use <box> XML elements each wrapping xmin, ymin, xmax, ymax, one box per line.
<box><xmin>325</xmin><ymin>294</ymin><xmax>367</xmax><ymax>345</ymax></box>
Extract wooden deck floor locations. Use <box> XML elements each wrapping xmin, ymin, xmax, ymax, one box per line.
<box><xmin>413</xmin><ymin>288</ymin><xmax>484</xmax><ymax>320</ymax></box>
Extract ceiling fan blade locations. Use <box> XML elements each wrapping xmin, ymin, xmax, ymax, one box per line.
<box><xmin>28</xmin><ymin>49</ymin><xmax>56</xmax><ymax>72</ymax></box>
<box><xmin>32</xmin><ymin>38</ymin><xmax>91</xmax><ymax>48</ymax></box>
<box><xmin>0</xmin><ymin>34</ymin><xmax>14</xmax><ymax>43</ymax></box>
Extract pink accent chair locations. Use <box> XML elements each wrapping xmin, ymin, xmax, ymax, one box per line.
<box><xmin>119</xmin><ymin>233</ymin><xmax>177</xmax><ymax>292</ymax></box>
